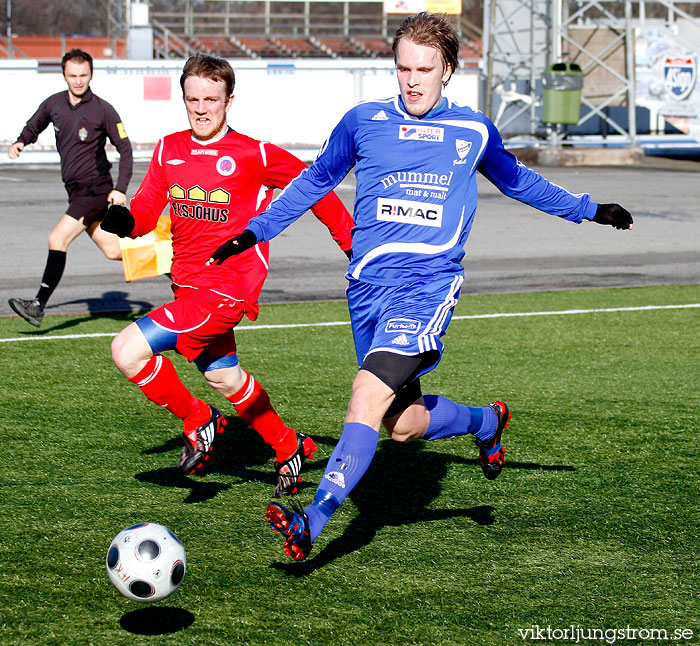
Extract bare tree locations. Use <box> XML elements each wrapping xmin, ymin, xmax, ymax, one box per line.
<box><xmin>5</xmin><ymin>0</ymin><xmax>107</xmax><ymax>36</ymax></box>
<box><xmin>2</xmin><ymin>0</ymin><xmax>487</xmax><ymax>40</ymax></box>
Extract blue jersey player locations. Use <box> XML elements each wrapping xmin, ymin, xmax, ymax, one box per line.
<box><xmin>208</xmin><ymin>12</ymin><xmax>634</xmax><ymax>561</ymax></box>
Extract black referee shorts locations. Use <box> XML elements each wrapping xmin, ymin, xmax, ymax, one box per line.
<box><xmin>65</xmin><ymin>177</ymin><xmax>113</xmax><ymax>226</ymax></box>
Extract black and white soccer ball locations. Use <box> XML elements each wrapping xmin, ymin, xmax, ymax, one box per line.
<box><xmin>106</xmin><ymin>522</ymin><xmax>187</xmax><ymax>603</ymax></box>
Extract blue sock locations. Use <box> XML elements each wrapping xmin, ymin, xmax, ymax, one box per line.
<box><xmin>304</xmin><ymin>422</ymin><xmax>379</xmax><ymax>542</ymax></box>
<box><xmin>422</xmin><ymin>395</ymin><xmax>497</xmax><ymax>442</ymax></box>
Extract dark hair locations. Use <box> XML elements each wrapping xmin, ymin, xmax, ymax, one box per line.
<box><xmin>392</xmin><ymin>12</ymin><xmax>459</xmax><ymax>83</ymax></box>
<box><xmin>61</xmin><ymin>49</ymin><xmax>93</xmax><ymax>75</ymax></box>
<box><xmin>180</xmin><ymin>54</ymin><xmax>235</xmax><ymax>97</ymax></box>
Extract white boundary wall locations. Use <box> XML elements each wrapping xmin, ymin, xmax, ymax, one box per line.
<box><xmin>0</xmin><ymin>59</ymin><xmax>480</xmax><ymax>159</ymax></box>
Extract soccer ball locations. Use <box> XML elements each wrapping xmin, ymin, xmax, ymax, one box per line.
<box><xmin>106</xmin><ymin>522</ymin><xmax>187</xmax><ymax>603</ymax></box>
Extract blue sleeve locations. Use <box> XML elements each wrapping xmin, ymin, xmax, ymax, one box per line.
<box><xmin>247</xmin><ymin>111</ymin><xmax>357</xmax><ymax>243</ymax></box>
<box><xmin>478</xmin><ymin>119</ymin><xmax>597</xmax><ymax>223</ymax></box>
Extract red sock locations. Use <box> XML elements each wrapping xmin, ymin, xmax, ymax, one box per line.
<box><xmin>227</xmin><ymin>372</ymin><xmax>296</xmax><ymax>461</ymax></box>
<box><xmin>181</xmin><ymin>397</ymin><xmax>213</xmax><ymax>434</ymax></box>
<box><xmin>130</xmin><ymin>355</ymin><xmax>195</xmax><ymax>420</ymax></box>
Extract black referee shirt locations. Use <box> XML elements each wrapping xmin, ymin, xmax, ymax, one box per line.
<box><xmin>16</xmin><ymin>88</ymin><xmax>133</xmax><ymax>194</ymax></box>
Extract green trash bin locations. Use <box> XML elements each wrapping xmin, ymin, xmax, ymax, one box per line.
<box><xmin>542</xmin><ymin>62</ymin><xmax>584</xmax><ymax>124</ymax></box>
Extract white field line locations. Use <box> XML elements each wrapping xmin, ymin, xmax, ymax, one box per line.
<box><xmin>1</xmin><ymin>303</ymin><xmax>698</xmax><ymax>344</ymax></box>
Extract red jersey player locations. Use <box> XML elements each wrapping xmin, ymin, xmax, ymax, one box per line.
<box><xmin>100</xmin><ymin>54</ymin><xmax>353</xmax><ymax>496</ymax></box>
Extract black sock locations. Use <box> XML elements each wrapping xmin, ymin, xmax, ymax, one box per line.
<box><xmin>35</xmin><ymin>250</ymin><xmax>67</xmax><ymax>309</ymax></box>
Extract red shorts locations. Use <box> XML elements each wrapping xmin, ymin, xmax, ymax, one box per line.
<box><xmin>147</xmin><ymin>287</ymin><xmax>247</xmax><ymax>362</ymax></box>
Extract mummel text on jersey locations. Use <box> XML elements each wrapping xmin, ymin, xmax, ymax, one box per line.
<box><xmin>246</xmin><ymin>95</ymin><xmax>599</xmax><ymax>286</ymax></box>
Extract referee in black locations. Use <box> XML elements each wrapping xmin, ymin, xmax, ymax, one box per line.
<box><xmin>7</xmin><ymin>48</ymin><xmax>133</xmax><ymax>327</ymax></box>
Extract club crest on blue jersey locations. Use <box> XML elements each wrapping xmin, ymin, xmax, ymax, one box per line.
<box><xmin>385</xmin><ymin>318</ymin><xmax>421</xmax><ymax>334</ymax></box>
<box><xmin>78</xmin><ymin>127</ymin><xmax>88</xmax><ymax>141</ymax></box>
<box><xmin>456</xmin><ymin>139</ymin><xmax>472</xmax><ymax>159</ymax></box>
<box><xmin>664</xmin><ymin>55</ymin><xmax>697</xmax><ymax>100</ymax></box>
<box><xmin>216</xmin><ymin>155</ymin><xmax>236</xmax><ymax>176</ymax></box>
<box><xmin>398</xmin><ymin>125</ymin><xmax>444</xmax><ymax>142</ymax></box>
<box><xmin>453</xmin><ymin>139</ymin><xmax>472</xmax><ymax>166</ymax></box>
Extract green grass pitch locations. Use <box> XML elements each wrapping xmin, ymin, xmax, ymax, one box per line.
<box><xmin>1</xmin><ymin>284</ymin><xmax>698</xmax><ymax>645</ymax></box>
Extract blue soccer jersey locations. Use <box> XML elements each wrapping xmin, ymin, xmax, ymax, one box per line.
<box><xmin>247</xmin><ymin>95</ymin><xmax>598</xmax><ymax>286</ymax></box>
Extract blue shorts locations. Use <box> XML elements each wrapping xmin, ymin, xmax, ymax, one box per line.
<box><xmin>347</xmin><ymin>273</ymin><xmax>464</xmax><ymax>377</ymax></box>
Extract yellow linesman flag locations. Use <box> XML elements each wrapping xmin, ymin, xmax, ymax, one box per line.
<box><xmin>119</xmin><ymin>216</ymin><xmax>173</xmax><ymax>282</ymax></box>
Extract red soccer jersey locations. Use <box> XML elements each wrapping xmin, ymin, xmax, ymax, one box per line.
<box><xmin>129</xmin><ymin>128</ymin><xmax>353</xmax><ymax>319</ymax></box>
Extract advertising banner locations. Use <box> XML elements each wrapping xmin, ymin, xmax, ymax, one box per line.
<box><xmin>636</xmin><ymin>26</ymin><xmax>700</xmax><ymax>135</ymax></box>
<box><xmin>383</xmin><ymin>0</ymin><xmax>461</xmax><ymax>14</ymax></box>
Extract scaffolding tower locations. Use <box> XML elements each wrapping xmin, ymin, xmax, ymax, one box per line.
<box><xmin>483</xmin><ymin>0</ymin><xmax>700</xmax><ymax>146</ymax></box>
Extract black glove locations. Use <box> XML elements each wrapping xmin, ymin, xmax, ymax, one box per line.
<box><xmin>593</xmin><ymin>203</ymin><xmax>633</xmax><ymax>230</ymax></box>
<box><xmin>100</xmin><ymin>204</ymin><xmax>135</xmax><ymax>238</ymax></box>
<box><xmin>207</xmin><ymin>229</ymin><xmax>258</xmax><ymax>265</ymax></box>
<box><xmin>344</xmin><ymin>248</ymin><xmax>352</xmax><ymax>261</ymax></box>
